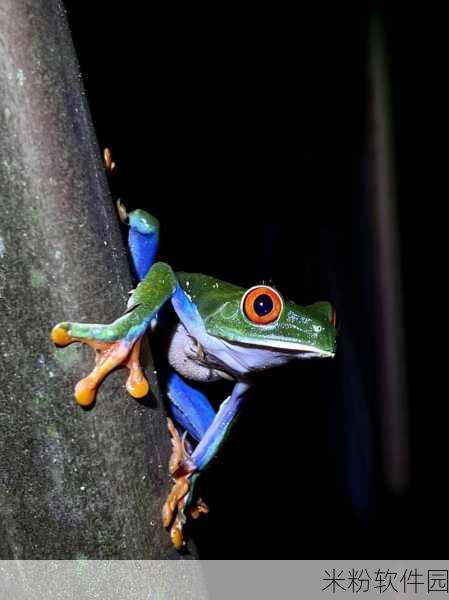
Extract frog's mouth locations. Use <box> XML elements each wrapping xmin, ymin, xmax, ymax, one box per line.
<box><xmin>243</xmin><ymin>338</ymin><xmax>335</xmax><ymax>357</ymax></box>
<box><xmin>219</xmin><ymin>336</ymin><xmax>335</xmax><ymax>359</ymax></box>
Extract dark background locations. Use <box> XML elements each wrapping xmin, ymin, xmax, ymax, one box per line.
<box><xmin>63</xmin><ymin>2</ymin><xmax>434</xmax><ymax>558</ymax></box>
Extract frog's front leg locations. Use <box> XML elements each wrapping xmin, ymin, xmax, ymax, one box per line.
<box><xmin>52</xmin><ymin>321</ymin><xmax>145</xmax><ymax>405</ymax></box>
<box><xmin>51</xmin><ymin>262</ymin><xmax>177</xmax><ymax>406</ymax></box>
<box><xmin>163</xmin><ymin>381</ymin><xmax>250</xmax><ymax>549</ymax></box>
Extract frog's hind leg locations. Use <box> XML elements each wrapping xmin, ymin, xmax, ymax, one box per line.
<box><xmin>163</xmin><ymin>381</ymin><xmax>250</xmax><ymax>549</ymax></box>
<box><xmin>104</xmin><ymin>148</ymin><xmax>159</xmax><ymax>283</ymax></box>
<box><xmin>51</xmin><ymin>318</ymin><xmax>148</xmax><ymax>406</ymax></box>
<box><xmin>166</xmin><ymin>372</ymin><xmax>215</xmax><ymax>444</ymax></box>
<box><xmin>118</xmin><ymin>203</ymin><xmax>160</xmax><ymax>281</ymax></box>
<box><xmin>161</xmin><ymin>372</ymin><xmax>217</xmax><ymax>548</ymax></box>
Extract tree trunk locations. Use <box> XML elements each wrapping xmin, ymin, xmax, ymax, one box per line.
<box><xmin>0</xmin><ymin>0</ymin><xmax>193</xmax><ymax>559</ymax></box>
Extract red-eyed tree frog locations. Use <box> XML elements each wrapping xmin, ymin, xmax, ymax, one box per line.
<box><xmin>51</xmin><ymin>201</ymin><xmax>337</xmax><ymax>550</ymax></box>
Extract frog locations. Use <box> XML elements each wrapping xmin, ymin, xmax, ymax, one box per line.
<box><xmin>51</xmin><ymin>196</ymin><xmax>337</xmax><ymax>550</ymax></box>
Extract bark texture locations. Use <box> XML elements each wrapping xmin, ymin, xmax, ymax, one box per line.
<box><xmin>0</xmin><ymin>0</ymin><xmax>192</xmax><ymax>559</ymax></box>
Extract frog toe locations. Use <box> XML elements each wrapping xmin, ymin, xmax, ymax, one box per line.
<box><xmin>188</xmin><ymin>497</ymin><xmax>209</xmax><ymax>520</ymax></box>
<box><xmin>51</xmin><ymin>323</ymin><xmax>73</xmax><ymax>347</ymax></box>
<box><xmin>162</xmin><ymin>478</ymin><xmax>188</xmax><ymax>532</ymax></box>
<box><xmin>125</xmin><ymin>373</ymin><xmax>149</xmax><ymax>399</ymax></box>
<box><xmin>170</xmin><ymin>516</ymin><xmax>185</xmax><ymax>550</ymax></box>
<box><xmin>124</xmin><ymin>338</ymin><xmax>150</xmax><ymax>399</ymax></box>
<box><xmin>166</xmin><ymin>418</ymin><xmax>191</xmax><ymax>475</ymax></box>
<box><xmin>74</xmin><ymin>377</ymin><xmax>98</xmax><ymax>407</ymax></box>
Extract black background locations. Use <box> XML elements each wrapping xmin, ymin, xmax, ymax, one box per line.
<box><xmin>63</xmin><ymin>2</ymin><xmax>436</xmax><ymax>558</ymax></box>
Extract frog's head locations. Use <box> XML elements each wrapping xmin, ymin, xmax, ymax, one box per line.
<box><xmin>199</xmin><ymin>282</ymin><xmax>337</xmax><ymax>372</ymax></box>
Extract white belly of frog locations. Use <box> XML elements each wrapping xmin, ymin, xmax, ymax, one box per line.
<box><xmin>216</xmin><ymin>338</ymin><xmax>301</xmax><ymax>374</ymax></box>
<box><xmin>167</xmin><ymin>323</ymin><xmax>232</xmax><ymax>382</ymax></box>
<box><xmin>169</xmin><ymin>322</ymin><xmax>304</xmax><ymax>382</ymax></box>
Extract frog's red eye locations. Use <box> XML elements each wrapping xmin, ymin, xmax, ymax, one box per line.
<box><xmin>242</xmin><ymin>286</ymin><xmax>283</xmax><ymax>325</ymax></box>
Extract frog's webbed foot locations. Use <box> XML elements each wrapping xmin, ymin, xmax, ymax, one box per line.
<box><xmin>162</xmin><ymin>473</ymin><xmax>191</xmax><ymax>550</ymax></box>
<box><xmin>51</xmin><ymin>322</ymin><xmax>149</xmax><ymax>406</ymax></box>
<box><xmin>163</xmin><ymin>419</ymin><xmax>209</xmax><ymax>549</ymax></box>
<box><xmin>162</xmin><ymin>472</ymin><xmax>209</xmax><ymax>550</ymax></box>
<box><xmin>51</xmin><ymin>265</ymin><xmax>176</xmax><ymax>406</ymax></box>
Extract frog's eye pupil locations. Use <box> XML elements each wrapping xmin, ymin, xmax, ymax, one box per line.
<box><xmin>253</xmin><ymin>294</ymin><xmax>274</xmax><ymax>317</ymax></box>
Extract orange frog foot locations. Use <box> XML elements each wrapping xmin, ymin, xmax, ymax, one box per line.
<box><xmin>162</xmin><ymin>419</ymin><xmax>209</xmax><ymax>550</ymax></box>
<box><xmin>51</xmin><ymin>325</ymin><xmax>149</xmax><ymax>406</ymax></box>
